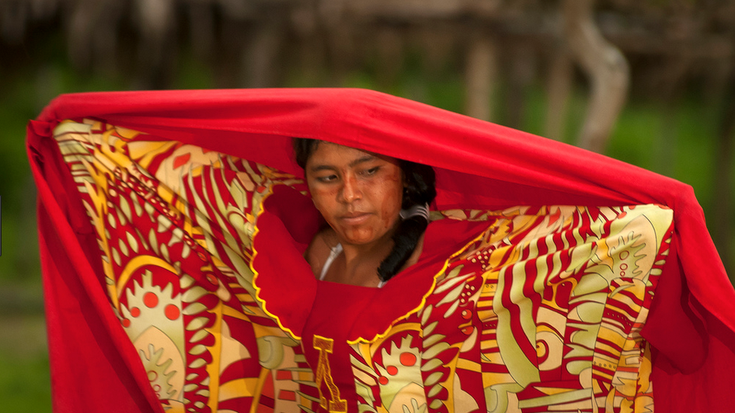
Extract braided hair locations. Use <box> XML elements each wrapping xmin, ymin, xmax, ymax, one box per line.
<box><xmin>293</xmin><ymin>138</ymin><xmax>436</xmax><ymax>282</ymax></box>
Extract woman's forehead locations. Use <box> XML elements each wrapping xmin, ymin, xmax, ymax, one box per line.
<box><xmin>308</xmin><ymin>142</ymin><xmax>399</xmax><ymax>166</ymax></box>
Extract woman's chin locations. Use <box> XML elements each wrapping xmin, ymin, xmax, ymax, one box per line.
<box><xmin>334</xmin><ymin>220</ymin><xmax>399</xmax><ymax>247</ymax></box>
<box><xmin>339</xmin><ymin>235</ymin><xmax>375</xmax><ymax>246</ymax></box>
<box><xmin>336</xmin><ymin>229</ymin><xmax>383</xmax><ymax>246</ymax></box>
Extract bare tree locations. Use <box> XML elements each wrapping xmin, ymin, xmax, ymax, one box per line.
<box><xmin>544</xmin><ymin>44</ymin><xmax>573</xmax><ymax>141</ymax></box>
<box><xmin>465</xmin><ymin>30</ymin><xmax>498</xmax><ymax>121</ymax></box>
<box><xmin>563</xmin><ymin>0</ymin><xmax>629</xmax><ymax>153</ymax></box>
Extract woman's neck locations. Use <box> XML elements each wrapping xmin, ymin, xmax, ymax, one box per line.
<box><xmin>340</xmin><ymin>239</ymin><xmax>394</xmax><ymax>283</ymax></box>
<box><xmin>319</xmin><ymin>225</ymin><xmax>390</xmax><ymax>286</ymax></box>
<box><xmin>319</xmin><ymin>225</ymin><xmax>424</xmax><ymax>287</ymax></box>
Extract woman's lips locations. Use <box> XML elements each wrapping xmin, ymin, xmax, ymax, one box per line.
<box><xmin>340</xmin><ymin>212</ymin><xmax>371</xmax><ymax>225</ymax></box>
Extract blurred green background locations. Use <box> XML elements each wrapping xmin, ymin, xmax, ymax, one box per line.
<box><xmin>1</xmin><ymin>0</ymin><xmax>734</xmax><ymax>411</ymax></box>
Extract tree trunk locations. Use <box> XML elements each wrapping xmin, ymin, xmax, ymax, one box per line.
<box><xmin>325</xmin><ymin>23</ymin><xmax>355</xmax><ymax>86</ymax></box>
<box><xmin>419</xmin><ymin>23</ymin><xmax>456</xmax><ymax>77</ymax></box>
<box><xmin>544</xmin><ymin>50</ymin><xmax>573</xmax><ymax>141</ymax></box>
<box><xmin>563</xmin><ymin>0</ymin><xmax>629</xmax><ymax>153</ymax></box>
<box><xmin>506</xmin><ymin>41</ymin><xmax>535</xmax><ymax>130</ymax></box>
<box><xmin>187</xmin><ymin>2</ymin><xmax>215</xmax><ymax>63</ymax></box>
<box><xmin>133</xmin><ymin>0</ymin><xmax>176</xmax><ymax>89</ymax></box>
<box><xmin>375</xmin><ymin>26</ymin><xmax>404</xmax><ymax>87</ymax></box>
<box><xmin>465</xmin><ymin>32</ymin><xmax>498</xmax><ymax>121</ymax></box>
<box><xmin>241</xmin><ymin>20</ymin><xmax>283</xmax><ymax>88</ymax></box>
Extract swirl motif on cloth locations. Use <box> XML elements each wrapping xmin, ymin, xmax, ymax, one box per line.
<box><xmin>53</xmin><ymin>119</ymin><xmax>673</xmax><ymax>413</ymax></box>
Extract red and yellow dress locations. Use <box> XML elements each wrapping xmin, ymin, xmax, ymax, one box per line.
<box><xmin>27</xmin><ymin>89</ymin><xmax>735</xmax><ymax>413</ymax></box>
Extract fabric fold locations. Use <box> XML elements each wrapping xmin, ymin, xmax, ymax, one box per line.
<box><xmin>27</xmin><ymin>88</ymin><xmax>735</xmax><ymax>412</ymax></box>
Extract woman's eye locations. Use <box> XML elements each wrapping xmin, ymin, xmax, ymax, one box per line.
<box><xmin>362</xmin><ymin>167</ymin><xmax>380</xmax><ymax>176</ymax></box>
<box><xmin>316</xmin><ymin>174</ymin><xmax>337</xmax><ymax>183</ymax></box>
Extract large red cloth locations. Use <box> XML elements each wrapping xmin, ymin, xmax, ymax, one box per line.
<box><xmin>27</xmin><ymin>88</ymin><xmax>735</xmax><ymax>411</ymax></box>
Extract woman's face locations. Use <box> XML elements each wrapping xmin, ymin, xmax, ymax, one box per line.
<box><xmin>305</xmin><ymin>142</ymin><xmax>404</xmax><ymax>247</ymax></box>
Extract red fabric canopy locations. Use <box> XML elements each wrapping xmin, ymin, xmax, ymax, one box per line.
<box><xmin>27</xmin><ymin>88</ymin><xmax>735</xmax><ymax>412</ymax></box>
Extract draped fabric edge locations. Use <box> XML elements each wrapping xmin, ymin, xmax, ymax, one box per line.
<box><xmin>29</xmin><ymin>88</ymin><xmax>735</xmax><ymax>337</ymax></box>
<box><xmin>26</xmin><ymin>124</ymin><xmax>165</xmax><ymax>413</ymax></box>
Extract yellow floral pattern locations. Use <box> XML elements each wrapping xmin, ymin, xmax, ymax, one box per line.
<box><xmin>53</xmin><ymin>120</ymin><xmax>673</xmax><ymax>413</ymax></box>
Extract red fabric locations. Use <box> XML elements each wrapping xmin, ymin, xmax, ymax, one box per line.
<box><xmin>28</xmin><ymin>128</ymin><xmax>163</xmax><ymax>413</ymax></box>
<box><xmin>27</xmin><ymin>88</ymin><xmax>735</xmax><ymax>411</ymax></box>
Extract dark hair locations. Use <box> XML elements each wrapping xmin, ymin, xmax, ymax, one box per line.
<box><xmin>293</xmin><ymin>138</ymin><xmax>436</xmax><ymax>282</ymax></box>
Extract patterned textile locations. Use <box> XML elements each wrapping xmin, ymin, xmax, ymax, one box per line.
<box><xmin>27</xmin><ymin>89</ymin><xmax>735</xmax><ymax>413</ymax></box>
<box><xmin>50</xmin><ymin>119</ymin><xmax>674</xmax><ymax>412</ymax></box>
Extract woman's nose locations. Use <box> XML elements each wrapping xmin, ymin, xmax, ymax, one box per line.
<box><xmin>341</xmin><ymin>175</ymin><xmax>362</xmax><ymax>203</ymax></box>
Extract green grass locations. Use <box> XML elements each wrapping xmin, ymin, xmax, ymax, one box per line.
<box><xmin>0</xmin><ymin>313</ymin><xmax>50</xmax><ymax>413</ymax></box>
<box><xmin>0</xmin><ymin>353</ymin><xmax>51</xmax><ymax>412</ymax></box>
<box><xmin>0</xmin><ymin>354</ymin><xmax>51</xmax><ymax>413</ymax></box>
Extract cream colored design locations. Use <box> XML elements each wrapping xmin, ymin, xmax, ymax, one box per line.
<box><xmin>54</xmin><ymin>120</ymin><xmax>673</xmax><ymax>413</ymax></box>
<box><xmin>53</xmin><ymin>120</ymin><xmax>312</xmax><ymax>413</ymax></box>
<box><xmin>473</xmin><ymin>205</ymin><xmax>671</xmax><ymax>412</ymax></box>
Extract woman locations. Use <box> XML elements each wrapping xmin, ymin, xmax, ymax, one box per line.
<box><xmin>294</xmin><ymin>138</ymin><xmax>435</xmax><ymax>287</ymax></box>
<box><xmin>248</xmin><ymin>137</ymin><xmax>674</xmax><ymax>413</ymax></box>
<box><xmin>28</xmin><ymin>88</ymin><xmax>735</xmax><ymax>413</ymax></box>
